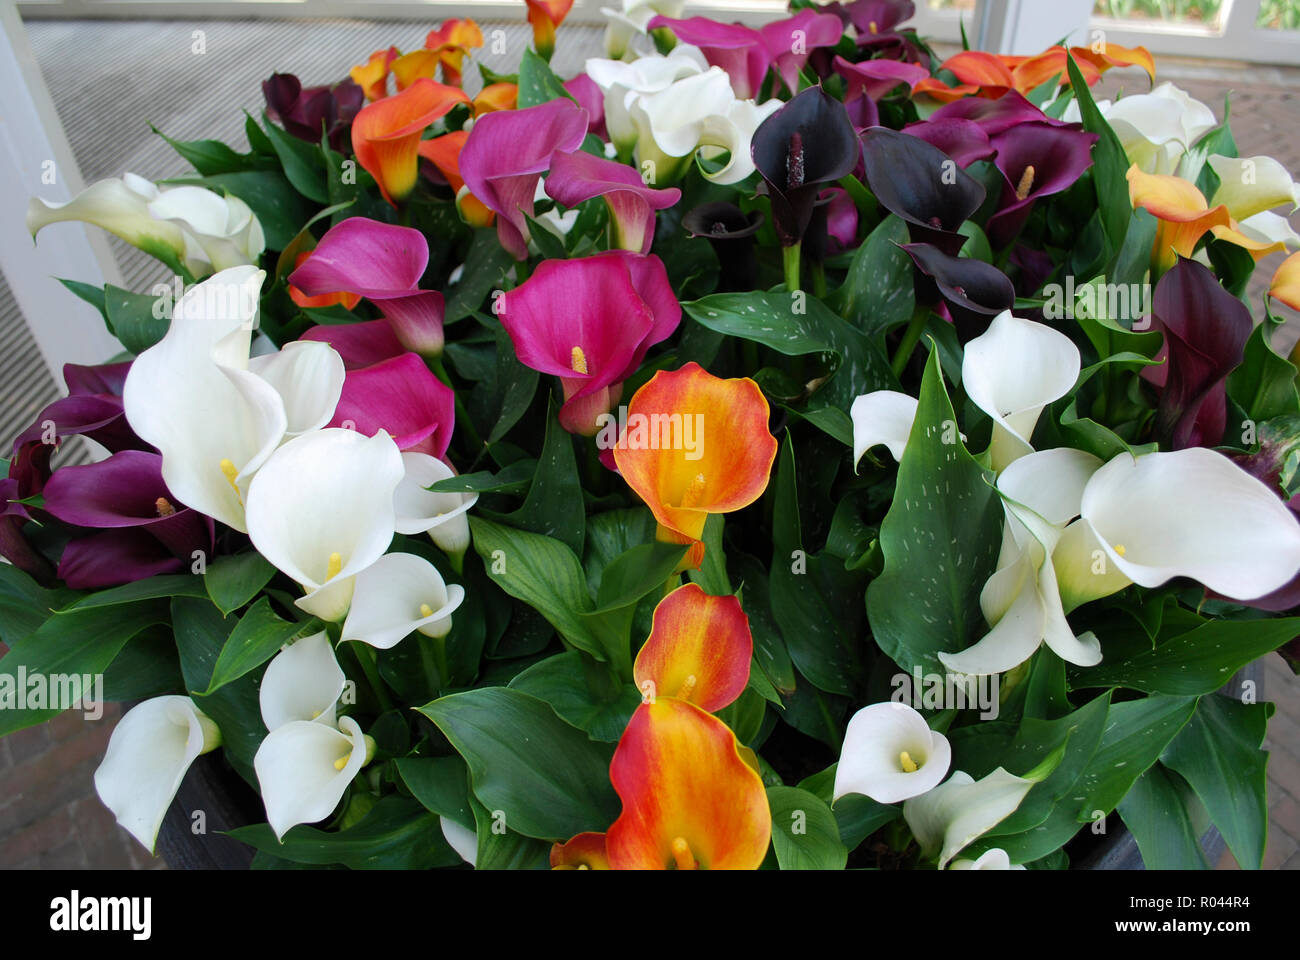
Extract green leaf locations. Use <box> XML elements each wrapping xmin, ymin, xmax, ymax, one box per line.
<box><xmin>259</xmin><ymin>112</ymin><xmax>330</xmax><ymax>203</ymax></box>
<box><xmin>1118</xmin><ymin>763</ymin><xmax>1209</xmax><ymax>869</ymax></box>
<box><xmin>687</xmin><ymin>513</ymin><xmax>731</xmax><ymax>596</ymax></box>
<box><xmin>418</xmin><ymin>687</ymin><xmax>619</xmax><ymax>841</ymax></box>
<box><xmin>1228</xmin><ymin>321</ymin><xmax>1299</xmax><ymax>424</ymax></box>
<box><xmin>487</xmin><ymin>327</ymin><xmax>540</xmax><ymax>444</ymax></box>
<box><xmin>508</xmin><ymin>651</ymin><xmax>639</xmax><ymax>742</ymax></box>
<box><xmin>1161</xmin><ymin>695</ymin><xmax>1270</xmax><ymax>869</ymax></box>
<box><xmin>496</xmin><ymin>398</ymin><xmax>584</xmax><ymax>554</ymax></box>
<box><xmin>1066</xmin><ymin>51</ymin><xmax>1129</xmax><ymax>261</ymax></box>
<box><xmin>230</xmin><ymin>796</ymin><xmax>461</xmax><ymax>869</ymax></box>
<box><xmin>517</xmin><ymin>48</ymin><xmax>575</xmax><ymax>108</ymax></box>
<box><xmin>151</xmin><ymin>123</ymin><xmax>261</xmax><ymax>176</ymax></box>
<box><xmin>798</xmin><ymin>764</ymin><xmax>900</xmax><ymax>850</ymax></box>
<box><xmin>104</xmin><ymin>283</ymin><xmax>168</xmax><ymax>355</ymax></box>
<box><xmin>470</xmin><ymin>792</ymin><xmax>551</xmax><ymax>869</ymax></box>
<box><xmin>65</xmin><ymin>574</ymin><xmax>207</xmax><ymax>608</ymax></box>
<box><xmin>164</xmin><ymin>171</ymin><xmax>314</xmax><ymax>249</ymax></box>
<box><xmin>396</xmin><ymin>755</ymin><xmax>474</xmax><ymax>829</ymax></box>
<box><xmin>1077</xmin><ymin>693</ymin><xmax>1197</xmax><ymax>816</ymax></box>
<box><xmin>867</xmin><ymin>347</ymin><xmax>1003</xmax><ymax>672</ymax></box>
<box><xmin>469</xmin><ymin>516</ymin><xmax>601</xmax><ymax>658</ymax></box>
<box><xmin>204</xmin><ymin>551</ymin><xmax>276</xmax><ymax>615</ymax></box>
<box><xmin>1187</xmin><ymin>95</ymin><xmax>1236</xmax><ymax>198</ymax></box>
<box><xmin>0</xmin><ymin>564</ymin><xmax>78</xmax><ymax>647</ymax></box>
<box><xmin>445</xmin><ymin>231</ymin><xmax>516</xmax><ymax>322</ymax></box>
<box><xmin>57</xmin><ymin>278</ymin><xmax>108</xmax><ymax>322</ymax></box>
<box><xmin>201</xmin><ymin>597</ymin><xmax>315</xmax><ymax>695</ymax></box>
<box><xmin>830</xmin><ymin>214</ymin><xmax>915</xmax><ymax>337</ymax></box>
<box><xmin>766</xmin><ymin>786</ymin><xmax>848</xmax><ymax>869</ymax></box>
<box><xmin>1070</xmin><ymin>617</ymin><xmax>1300</xmax><ymax>695</ymax></box>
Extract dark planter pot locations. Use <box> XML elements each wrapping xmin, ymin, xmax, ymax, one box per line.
<box><xmin>155</xmin><ymin>663</ymin><xmax>1263</xmax><ymax>870</ymax></box>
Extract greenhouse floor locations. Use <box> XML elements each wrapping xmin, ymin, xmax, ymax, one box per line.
<box><xmin>1</xmin><ymin>16</ymin><xmax>1298</xmax><ymax>870</ymax></box>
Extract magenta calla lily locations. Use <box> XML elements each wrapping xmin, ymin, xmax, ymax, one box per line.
<box><xmin>302</xmin><ymin>319</ymin><xmax>405</xmax><ymax>370</ymax></box>
<box><xmin>42</xmin><ymin>450</ymin><xmax>214</xmax><ymax>589</ymax></box>
<box><xmin>545</xmin><ymin>150</ymin><xmax>681</xmax><ymax>254</ymax></box>
<box><xmin>902</xmin><ymin>117</ymin><xmax>995</xmax><ymax>168</ymax></box>
<box><xmin>327</xmin><ymin>352</ymin><xmax>456</xmax><ymax>459</ymax></box>
<box><xmin>499</xmin><ymin>252</ymin><xmax>680</xmax><ymax>435</ymax></box>
<box><xmin>288</xmin><ymin>217</ymin><xmax>446</xmax><ymax>356</ymax></box>
<box><xmin>833</xmin><ymin>55</ymin><xmax>928</xmax><ymax>129</ymax></box>
<box><xmin>927</xmin><ymin>89</ymin><xmax>1071</xmax><ymax>136</ymax></box>
<box><xmin>563</xmin><ymin>74</ymin><xmax>607</xmax><ymax>140</ymax></box>
<box><xmin>459</xmin><ymin>98</ymin><xmax>589</xmax><ymax>260</ymax></box>
<box><xmin>986</xmin><ymin>121</ymin><xmax>1098</xmax><ymax>248</ymax></box>
<box><xmin>760</xmin><ymin>10</ymin><xmax>844</xmax><ymax>96</ymax></box>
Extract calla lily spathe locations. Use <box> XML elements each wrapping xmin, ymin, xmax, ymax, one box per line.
<box><xmin>351</xmin><ymin>78</ymin><xmax>471</xmax><ymax>206</ymax></box>
<box><xmin>1207</xmin><ymin>154</ymin><xmax>1300</xmax><ymax>223</ymax></box>
<box><xmin>602</xmin><ymin>0</ymin><xmax>685</xmax><ymax>59</ymax></box>
<box><xmin>255</xmin><ymin>715</ymin><xmax>375</xmax><ymax>841</ymax></box>
<box><xmin>258</xmin><ymin>632</ymin><xmax>345</xmax><ymax>732</ymax></box>
<box><xmin>441</xmin><ymin>816</ymin><xmax>478</xmax><ymax>865</ymax></box>
<box><xmin>393</xmin><ymin>452</ymin><xmax>479</xmax><ymax>565</ymax></box>
<box><xmin>950</xmin><ymin>847</ymin><xmax>1025</xmax><ymax>870</ymax></box>
<box><xmin>903</xmin><ymin>767</ymin><xmax>1035</xmax><ymax>869</ymax></box>
<box><xmin>851</xmin><ymin>390</ymin><xmax>917</xmax><ymax>467</ymax></box>
<box><xmin>244</xmin><ymin>427</ymin><xmax>405</xmax><ymax>621</ymax></box>
<box><xmin>634</xmin><ymin>582</ymin><xmax>752</xmax><ymax>711</ymax></box>
<box><xmin>1063</xmin><ymin>82</ymin><xmax>1216</xmax><ymax>176</ymax></box>
<box><xmin>123</xmin><ymin>266</ymin><xmax>345</xmax><ymax>533</ymax></box>
<box><xmin>340</xmin><ymin>551</ymin><xmax>465</xmax><ymax>648</ymax></box>
<box><xmin>833</xmin><ymin>701</ymin><xmax>951</xmax><ymax>804</ymax></box>
<box><xmin>93</xmin><ymin>696</ymin><xmax>222</xmax><ymax>852</ymax></box>
<box><xmin>586</xmin><ymin>45</ymin><xmax>707</xmax><ymax>155</ymax></box>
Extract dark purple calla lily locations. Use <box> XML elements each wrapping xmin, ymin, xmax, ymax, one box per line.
<box><xmin>0</xmin><ymin>478</ymin><xmax>53</xmax><ymax>584</ymax></box>
<box><xmin>1149</xmin><ymin>256</ymin><xmax>1252</xmax><ymax>450</ymax></box>
<box><xmin>459</xmin><ymin>98</ymin><xmax>589</xmax><ymax>260</ymax></box>
<box><xmin>263</xmin><ymin>73</ymin><xmax>364</xmax><ymax>153</ymax></box>
<box><xmin>545</xmin><ymin>150</ymin><xmax>681</xmax><ymax>254</ymax></box>
<box><xmin>986</xmin><ymin>121</ymin><xmax>1098</xmax><ymax>249</ymax></box>
<box><xmin>288</xmin><ymin>217</ymin><xmax>446</xmax><ymax>356</ymax></box>
<box><xmin>41</xmin><ymin>449</ymin><xmax>215</xmax><ymax>590</ymax></box>
<box><xmin>1009</xmin><ymin>243</ymin><xmax>1057</xmax><ymax>298</ymax></box>
<box><xmin>499</xmin><ymin>252</ymin><xmax>680</xmax><ymax>435</ymax></box>
<box><xmin>833</xmin><ymin>56</ymin><xmax>929</xmax><ymax>130</ymax></box>
<box><xmin>327</xmin><ymin>352</ymin><xmax>456</xmax><ymax>459</ymax></box>
<box><xmin>860</xmin><ymin>126</ymin><xmax>986</xmax><ymax>255</ymax></box>
<box><xmin>682</xmin><ymin>202</ymin><xmax>765</xmax><ymax>292</ymax></box>
<box><xmin>900</xmin><ymin>242</ymin><xmax>1015</xmax><ymax>342</ymax></box>
<box><xmin>901</xmin><ymin>117</ymin><xmax>995</xmax><ymax>168</ymax></box>
<box><xmin>751</xmin><ymin>86</ymin><xmax>860</xmax><ymax>248</ymax></box>
<box><xmin>927</xmin><ymin>89</ymin><xmax>1073</xmax><ymax>136</ymax></box>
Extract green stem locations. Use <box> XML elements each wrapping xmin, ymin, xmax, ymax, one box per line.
<box><xmin>742</xmin><ymin>339</ymin><xmax>759</xmax><ymax>374</ymax></box>
<box><xmin>890</xmin><ymin>305</ymin><xmax>930</xmax><ymax>380</ymax></box>
<box><xmin>355</xmin><ymin>644</ymin><xmax>396</xmax><ymax>714</ymax></box>
<box><xmin>810</xmin><ymin>261</ymin><xmax>827</xmax><ymax>299</ymax></box>
<box><xmin>417</xmin><ymin>635</ymin><xmax>442</xmax><ymax>697</ymax></box>
<box><xmin>783</xmin><ymin>243</ymin><xmax>802</xmax><ymax>294</ymax></box>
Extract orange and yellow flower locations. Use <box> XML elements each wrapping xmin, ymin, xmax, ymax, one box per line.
<box><xmin>1272</xmin><ymin>251</ymin><xmax>1300</xmax><ymax>312</ymax></box>
<box><xmin>472</xmin><ymin>82</ymin><xmax>518</xmax><ymax>116</ymax></box>
<box><xmin>424</xmin><ymin>18</ymin><xmax>484</xmax><ymax>87</ymax></box>
<box><xmin>549</xmin><ymin>831</ymin><xmax>611</xmax><ymax>870</ymax></box>
<box><xmin>613</xmin><ymin>362</ymin><xmax>777</xmax><ymax>559</ymax></box>
<box><xmin>417</xmin><ymin>131</ymin><xmax>495</xmax><ymax>227</ymax></box>
<box><xmin>1127</xmin><ymin>164</ymin><xmax>1285</xmax><ymax>273</ymax></box>
<box><xmin>915</xmin><ymin>43</ymin><xmax>1153</xmax><ymax>103</ymax></box>
<box><xmin>524</xmin><ymin>0</ymin><xmax>574</xmax><ymax>62</ymax></box>
<box><xmin>349</xmin><ymin>46</ymin><xmax>399</xmax><ymax>102</ymax></box>
<box><xmin>352</xmin><ymin>78</ymin><xmax>470</xmax><ymax>207</ymax></box>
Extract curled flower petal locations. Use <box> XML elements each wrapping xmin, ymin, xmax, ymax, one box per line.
<box><xmin>903</xmin><ymin>768</ymin><xmax>1034</xmax><ymax>869</ymax></box>
<box><xmin>634</xmin><ymin>582</ymin><xmax>752</xmax><ymax>711</ymax></box>
<box><xmin>255</xmin><ymin>715</ymin><xmax>371</xmax><ymax>841</ymax></box>
<box><xmin>834</xmin><ymin>701</ymin><xmax>951</xmax><ymax>804</ymax></box>
<box><xmin>341</xmin><ymin>551</ymin><xmax>465</xmax><ymax>647</ymax></box>
<box><xmin>259</xmin><ymin>632</ymin><xmax>346</xmax><ymax>732</ymax></box>
<box><xmin>352</xmin><ymin>78</ymin><xmax>471</xmax><ymax>206</ymax></box>
<box><xmin>851</xmin><ymin>390</ymin><xmax>917</xmax><ymax>466</ymax></box>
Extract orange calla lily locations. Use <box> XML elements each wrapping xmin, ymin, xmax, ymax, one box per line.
<box><xmin>473</xmin><ymin>82</ymin><xmax>518</xmax><ymax>116</ymax></box>
<box><xmin>352</xmin><ymin>78</ymin><xmax>471</xmax><ymax>207</ymax></box>
<box><xmin>389</xmin><ymin>50</ymin><xmax>442</xmax><ymax>92</ymax></box>
<box><xmin>1011</xmin><ymin>47</ymin><xmax>1100</xmax><ymax>92</ymax></box>
<box><xmin>634</xmin><ymin>583</ymin><xmax>752</xmax><ymax>713</ymax></box>
<box><xmin>913</xmin><ymin>77</ymin><xmax>982</xmax><ymax>103</ymax></box>
<box><xmin>605</xmin><ymin>698</ymin><xmax>771</xmax><ymax>870</ymax></box>
<box><xmin>1126</xmin><ymin>163</ymin><xmax>1280</xmax><ymax>272</ymax></box>
<box><xmin>425</xmin><ymin>18</ymin><xmax>484</xmax><ymax>87</ymax></box>
<box><xmin>524</xmin><ymin>0</ymin><xmax>574</xmax><ymax>61</ymax></box>
<box><xmin>1070</xmin><ymin>42</ymin><xmax>1156</xmax><ymax>85</ymax></box>
<box><xmin>417</xmin><ymin>131</ymin><xmax>495</xmax><ymax>227</ymax></box>
<box><xmin>1271</xmin><ymin>251</ymin><xmax>1300</xmax><ymax>311</ymax></box>
<box><xmin>287</xmin><ymin>251</ymin><xmax>361</xmax><ymax>310</ymax></box>
<box><xmin>349</xmin><ymin>46</ymin><xmax>399</xmax><ymax>102</ymax></box>
<box><xmin>613</xmin><ymin>362</ymin><xmax>777</xmax><ymax>552</ymax></box>
<box><xmin>549</xmin><ymin>831</ymin><xmax>611</xmax><ymax>870</ymax></box>
<box><xmin>941</xmin><ymin>50</ymin><xmax>1015</xmax><ymax>89</ymax></box>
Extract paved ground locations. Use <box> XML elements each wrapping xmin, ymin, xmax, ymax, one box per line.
<box><xmin>1</xmin><ymin>19</ymin><xmax>1298</xmax><ymax>871</ymax></box>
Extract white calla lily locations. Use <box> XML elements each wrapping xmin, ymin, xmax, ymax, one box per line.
<box><xmin>1054</xmin><ymin>446</ymin><xmax>1300</xmax><ymax>610</ymax></box>
<box><xmin>393</xmin><ymin>452</ymin><xmax>478</xmax><ymax>563</ymax></box>
<box><xmin>833</xmin><ymin>702</ymin><xmax>951</xmax><ymax>804</ymax></box>
<box><xmin>1208</xmin><ymin>154</ymin><xmax>1300</xmax><ymax>222</ymax></box>
<box><xmin>440</xmin><ymin>816</ymin><xmax>478</xmax><ymax>866</ymax></box>
<box><xmin>1066</xmin><ymin>83</ymin><xmax>1216</xmax><ymax>176</ymax></box>
<box><xmin>254</xmin><ymin>715</ymin><xmax>374</xmax><ymax>841</ymax></box>
<box><xmin>1237</xmin><ymin>210</ymin><xmax>1300</xmax><ymax>250</ymax></box>
<box><xmin>903</xmin><ymin>768</ymin><xmax>1035</xmax><ymax>869</ymax></box>
<box><xmin>148</xmin><ymin>186</ymin><xmax>266</xmax><ymax>274</ymax></box>
<box><xmin>940</xmin><ymin>447</ymin><xmax>1104</xmax><ymax>676</ymax></box>
<box><xmin>258</xmin><ymin>632</ymin><xmax>346</xmax><ymax>732</ymax></box>
<box><xmin>950</xmin><ymin>847</ymin><xmax>1025</xmax><ymax>870</ymax></box>
<box><xmin>341</xmin><ymin>551</ymin><xmax>466</xmax><ymax>648</ymax></box>
<box><xmin>962</xmin><ymin>310</ymin><xmax>1080</xmax><ymax>472</ymax></box>
<box><xmin>93</xmin><ymin>696</ymin><xmax>221</xmax><ymax>852</ymax></box>
<box><xmin>123</xmin><ymin>265</ymin><xmax>287</xmax><ymax>532</ymax></box>
<box><xmin>851</xmin><ymin>390</ymin><xmax>918</xmax><ymax>466</ymax></box>
<box><xmin>245</xmin><ymin>428</ymin><xmax>405</xmax><ymax>621</ymax></box>
<box><xmin>587</xmin><ymin>46</ymin><xmax>708</xmax><ymax>155</ymax></box>
<box><xmin>248</xmin><ymin>340</ymin><xmax>345</xmax><ymax>437</ymax></box>
<box><xmin>601</xmin><ymin>0</ymin><xmax>684</xmax><ymax>59</ymax></box>
<box><xmin>28</xmin><ymin>174</ymin><xmax>189</xmax><ymax>266</ymax></box>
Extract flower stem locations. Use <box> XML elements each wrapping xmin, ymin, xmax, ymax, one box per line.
<box><xmin>890</xmin><ymin>305</ymin><xmax>930</xmax><ymax>380</ymax></box>
<box><xmin>783</xmin><ymin>243</ymin><xmax>802</xmax><ymax>293</ymax></box>
<box><xmin>810</xmin><ymin>261</ymin><xmax>827</xmax><ymax>299</ymax></box>
<box><xmin>354</xmin><ymin>644</ymin><xmax>396</xmax><ymax>714</ymax></box>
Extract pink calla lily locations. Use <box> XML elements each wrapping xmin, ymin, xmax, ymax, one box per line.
<box><xmin>327</xmin><ymin>352</ymin><xmax>456</xmax><ymax>458</ymax></box>
<box><xmin>545</xmin><ymin>150</ymin><xmax>681</xmax><ymax>254</ymax></box>
<box><xmin>301</xmin><ymin>320</ymin><xmax>405</xmax><ymax>370</ymax></box>
<box><xmin>458</xmin><ymin>99</ymin><xmax>589</xmax><ymax>260</ymax></box>
<box><xmin>288</xmin><ymin>217</ymin><xmax>446</xmax><ymax>356</ymax></box>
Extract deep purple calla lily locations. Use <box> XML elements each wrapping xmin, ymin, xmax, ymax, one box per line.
<box><xmin>833</xmin><ymin>56</ymin><xmax>928</xmax><ymax>129</ymax></box>
<box><xmin>986</xmin><ymin>121</ymin><xmax>1098</xmax><ymax>248</ymax></box>
<box><xmin>927</xmin><ymin>89</ymin><xmax>1072</xmax><ymax>136</ymax></box>
<box><xmin>545</xmin><ymin>150</ymin><xmax>681</xmax><ymax>254</ymax></box>
<box><xmin>288</xmin><ymin>217</ymin><xmax>446</xmax><ymax>356</ymax></box>
<box><xmin>900</xmin><ymin>242</ymin><xmax>1016</xmax><ymax>342</ymax></box>
<box><xmin>498</xmin><ymin>252</ymin><xmax>680</xmax><ymax>435</ymax></box>
<box><xmin>841</xmin><ymin>0</ymin><xmax>927</xmax><ymax>63</ymax></box>
<box><xmin>682</xmin><ymin>202</ymin><xmax>765</xmax><ymax>292</ymax></box>
<box><xmin>1148</xmin><ymin>257</ymin><xmax>1252</xmax><ymax>450</ymax></box>
<box><xmin>42</xmin><ymin>450</ymin><xmax>215</xmax><ymax>590</ymax></box>
<box><xmin>751</xmin><ymin>86</ymin><xmax>860</xmax><ymax>248</ymax></box>
<box><xmin>0</xmin><ymin>478</ymin><xmax>53</xmax><ymax>583</ymax></box>
<box><xmin>860</xmin><ymin>126</ymin><xmax>986</xmax><ymax>255</ymax></box>
<box><xmin>459</xmin><ymin>98</ymin><xmax>589</xmax><ymax>260</ymax></box>
<box><xmin>327</xmin><ymin>352</ymin><xmax>456</xmax><ymax>459</ymax></box>
<box><xmin>263</xmin><ymin>72</ymin><xmax>364</xmax><ymax>153</ymax></box>
<box><xmin>301</xmin><ymin>319</ymin><xmax>405</xmax><ymax>370</ymax></box>
<box><xmin>901</xmin><ymin>117</ymin><xmax>995</xmax><ymax>168</ymax></box>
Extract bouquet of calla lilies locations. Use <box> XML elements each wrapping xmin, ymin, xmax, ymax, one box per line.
<box><xmin>7</xmin><ymin>0</ymin><xmax>1300</xmax><ymax>871</ymax></box>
